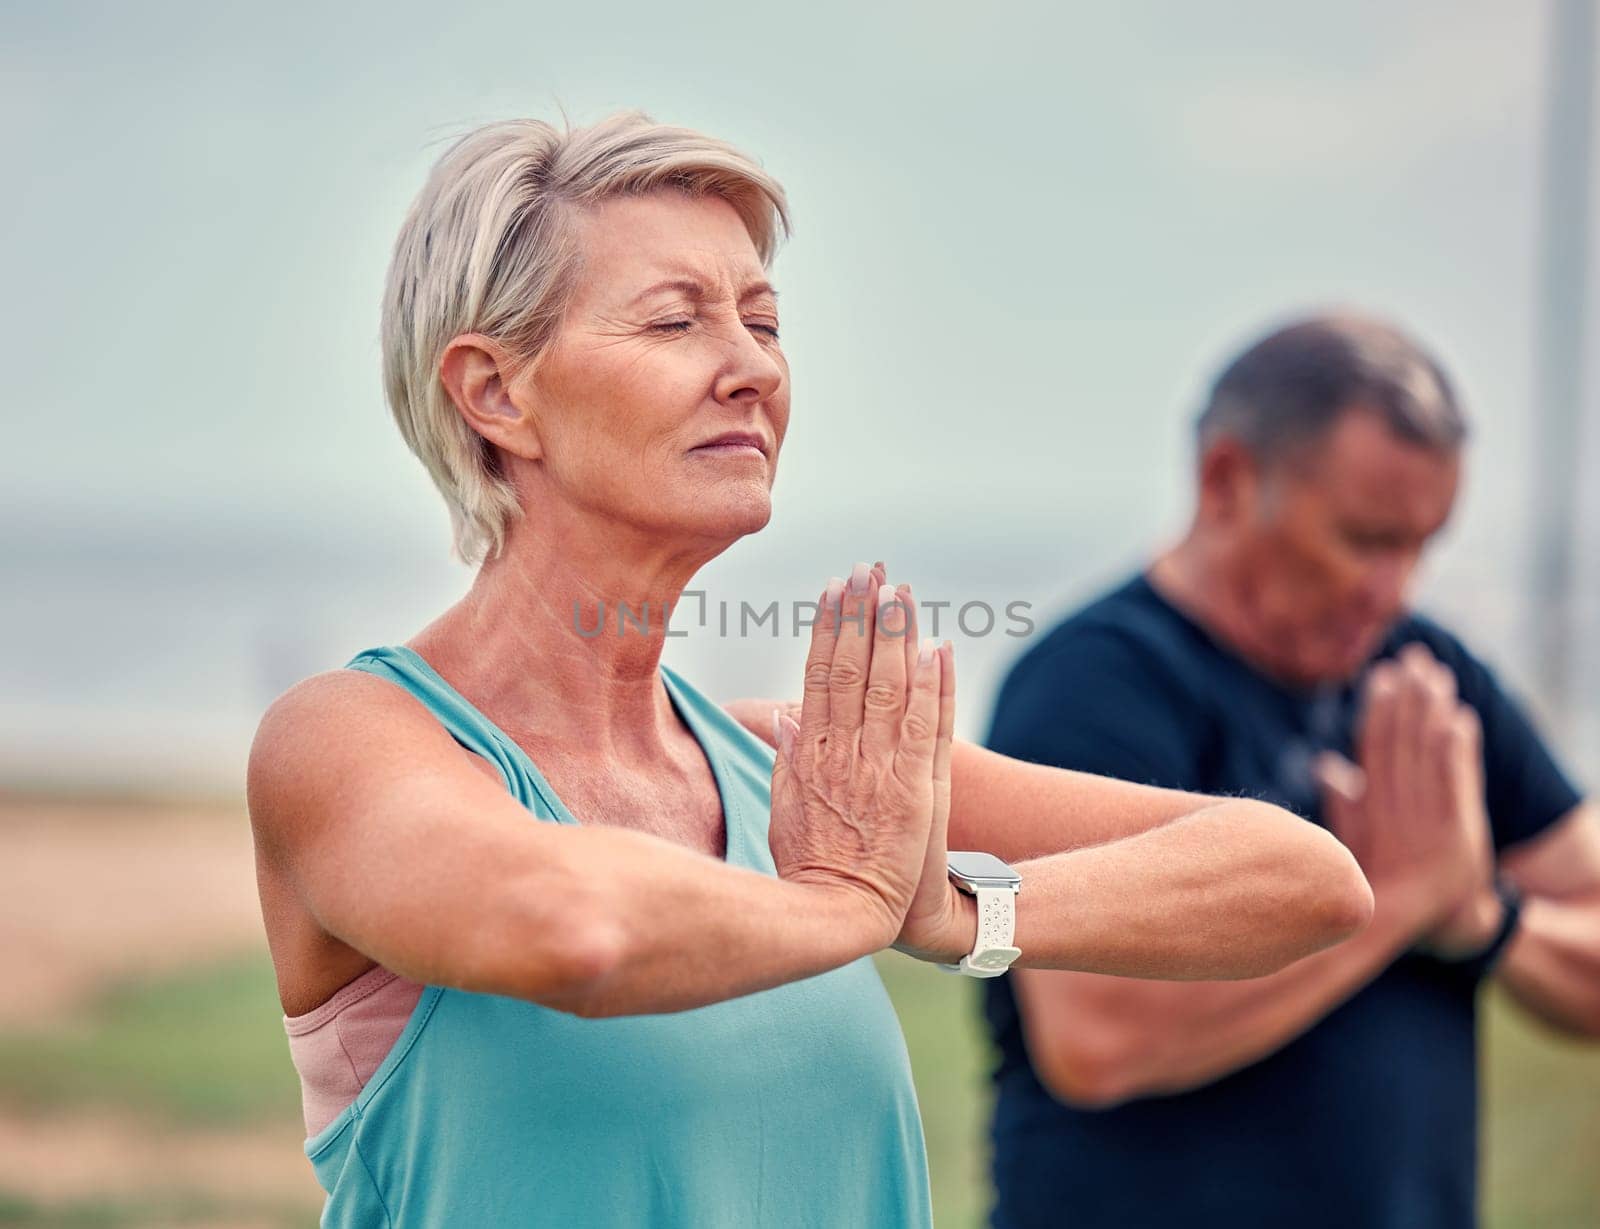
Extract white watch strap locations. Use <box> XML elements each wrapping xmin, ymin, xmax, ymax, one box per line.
<box><xmin>940</xmin><ymin>885</ymin><xmax>1021</xmax><ymax>978</ymax></box>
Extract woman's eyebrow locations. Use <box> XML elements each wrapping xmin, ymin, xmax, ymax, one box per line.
<box><xmin>628</xmin><ymin>278</ymin><xmax>703</xmax><ymax>306</ymax></box>
<box><xmin>626</xmin><ymin>278</ymin><xmax>779</xmax><ymax>306</ymax></box>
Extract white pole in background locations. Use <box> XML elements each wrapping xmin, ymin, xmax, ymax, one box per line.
<box><xmin>1532</xmin><ymin>0</ymin><xmax>1594</xmax><ymax>744</ymax></box>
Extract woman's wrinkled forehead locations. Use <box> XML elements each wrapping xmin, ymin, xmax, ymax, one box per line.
<box><xmin>567</xmin><ymin>192</ymin><xmax>772</xmax><ymax>312</ymax></box>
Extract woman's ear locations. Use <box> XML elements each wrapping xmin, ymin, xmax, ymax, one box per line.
<box><xmin>439</xmin><ymin>335</ymin><xmax>543</xmax><ymax>462</ymax></box>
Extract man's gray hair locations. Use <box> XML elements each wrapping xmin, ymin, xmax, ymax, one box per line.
<box><xmin>1196</xmin><ymin>313</ymin><xmax>1467</xmax><ymax>463</ymax></box>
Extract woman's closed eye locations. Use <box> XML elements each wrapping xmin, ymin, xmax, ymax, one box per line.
<box><xmin>650</xmin><ymin>318</ymin><xmax>780</xmax><ymax>339</ymax></box>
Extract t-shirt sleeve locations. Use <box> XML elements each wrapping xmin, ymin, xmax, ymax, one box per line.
<box><xmin>984</xmin><ymin>625</ymin><xmax>1202</xmax><ymax>790</ymax></box>
<box><xmin>1415</xmin><ymin>626</ymin><xmax>1586</xmax><ymax>851</ymax></box>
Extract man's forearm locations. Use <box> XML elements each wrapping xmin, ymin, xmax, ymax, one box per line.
<box><xmin>1017</xmin><ymin>880</ymin><xmax>1428</xmax><ymax>1106</ymax></box>
<box><xmin>1494</xmin><ymin>894</ymin><xmax>1600</xmax><ymax>1036</ymax></box>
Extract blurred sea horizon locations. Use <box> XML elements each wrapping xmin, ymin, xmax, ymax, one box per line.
<box><xmin>6</xmin><ymin>490</ymin><xmax>1593</xmax><ymax>799</ymax></box>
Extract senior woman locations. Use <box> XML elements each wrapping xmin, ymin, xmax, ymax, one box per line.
<box><xmin>247</xmin><ymin>112</ymin><xmax>1373</xmax><ymax>1227</ymax></box>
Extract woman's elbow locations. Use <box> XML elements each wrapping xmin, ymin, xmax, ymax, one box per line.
<box><xmin>1319</xmin><ymin>841</ymin><xmax>1376</xmax><ymax>944</ymax></box>
<box><xmin>465</xmin><ymin>885</ymin><xmax>629</xmax><ymax>1012</ymax></box>
<box><xmin>1249</xmin><ymin>801</ymin><xmax>1374</xmax><ymax>958</ymax></box>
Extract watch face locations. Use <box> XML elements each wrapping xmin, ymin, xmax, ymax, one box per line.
<box><xmin>947</xmin><ymin>850</ymin><xmax>1021</xmax><ymax>891</ymax></box>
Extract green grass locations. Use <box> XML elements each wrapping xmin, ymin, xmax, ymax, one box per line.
<box><xmin>0</xmin><ymin>1189</ymin><xmax>306</xmax><ymax>1229</ymax></box>
<box><xmin>0</xmin><ymin>952</ymin><xmax>300</xmax><ymax>1127</ymax></box>
<box><xmin>874</xmin><ymin>953</ymin><xmax>995</xmax><ymax>1228</ymax></box>
<box><xmin>0</xmin><ymin>954</ymin><xmax>1594</xmax><ymax>1227</ymax></box>
<box><xmin>1480</xmin><ymin>987</ymin><xmax>1600</xmax><ymax>1229</ymax></box>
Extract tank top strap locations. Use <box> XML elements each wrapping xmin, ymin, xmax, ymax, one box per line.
<box><xmin>343</xmin><ymin>644</ymin><xmax>560</xmax><ymax>817</ymax></box>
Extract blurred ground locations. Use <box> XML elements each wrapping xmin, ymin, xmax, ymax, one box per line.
<box><xmin>0</xmin><ymin>800</ymin><xmax>266</xmax><ymax>1027</ymax></box>
<box><xmin>0</xmin><ymin>796</ymin><xmax>323</xmax><ymax>1227</ymax></box>
<box><xmin>0</xmin><ymin>796</ymin><xmax>1595</xmax><ymax>1228</ymax></box>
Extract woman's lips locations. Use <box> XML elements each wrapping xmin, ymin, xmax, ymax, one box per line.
<box><xmin>691</xmin><ymin>438</ymin><xmax>766</xmax><ymax>458</ymax></box>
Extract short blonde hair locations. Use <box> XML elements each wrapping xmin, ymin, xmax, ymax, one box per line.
<box><xmin>381</xmin><ymin>111</ymin><xmax>792</xmax><ymax>564</ymax></box>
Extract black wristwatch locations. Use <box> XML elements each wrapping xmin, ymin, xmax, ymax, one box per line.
<box><xmin>1478</xmin><ymin>877</ymin><xmax>1524</xmax><ymax>973</ymax></box>
<box><xmin>1448</xmin><ymin>877</ymin><xmax>1522</xmax><ymax>981</ymax></box>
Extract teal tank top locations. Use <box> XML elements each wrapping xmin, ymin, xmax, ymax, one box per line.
<box><xmin>303</xmin><ymin>645</ymin><xmax>933</xmax><ymax>1228</ymax></box>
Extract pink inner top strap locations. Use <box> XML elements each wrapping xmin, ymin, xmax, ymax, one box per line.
<box><xmin>283</xmin><ymin>964</ymin><xmax>425</xmax><ymax>1137</ymax></box>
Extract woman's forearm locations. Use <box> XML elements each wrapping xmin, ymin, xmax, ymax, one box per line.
<box><xmin>728</xmin><ymin>715</ymin><xmax>1373</xmax><ymax>979</ymax></box>
<box><xmin>718</xmin><ymin>717</ymin><xmax>1222</xmax><ymax>860</ymax></box>
<box><xmin>947</xmin><ymin>741</ymin><xmax>1242</xmax><ymax>858</ymax></box>
<box><xmin>924</xmin><ymin>799</ymin><xmax>1372</xmax><ymax>977</ymax></box>
<box><xmin>1014</xmin><ymin>800</ymin><xmax>1372</xmax><ymax>976</ymax></box>
<box><xmin>468</xmin><ymin>824</ymin><xmax>892</xmax><ymax>1017</ymax></box>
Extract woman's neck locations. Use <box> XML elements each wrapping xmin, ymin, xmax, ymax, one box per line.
<box><xmin>406</xmin><ymin>513</ymin><xmax>723</xmax><ymax>761</ymax></box>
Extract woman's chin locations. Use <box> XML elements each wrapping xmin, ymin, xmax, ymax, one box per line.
<box><xmin>684</xmin><ymin>486</ymin><xmax>773</xmax><ymax>540</ymax></box>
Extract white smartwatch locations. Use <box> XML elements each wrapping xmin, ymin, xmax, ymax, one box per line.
<box><xmin>938</xmin><ymin>850</ymin><xmax>1022</xmax><ymax>978</ymax></box>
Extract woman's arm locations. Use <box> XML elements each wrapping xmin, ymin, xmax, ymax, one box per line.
<box><xmin>910</xmin><ymin>797</ymin><xmax>1373</xmax><ymax>978</ymax></box>
<box><xmin>948</xmin><ymin>740</ymin><xmax>1260</xmax><ymax>857</ymax></box>
<box><xmin>723</xmin><ymin>709</ymin><xmax>1372</xmax><ymax>975</ymax></box>
<box><xmin>250</xmin><ymin>672</ymin><xmax>881</xmax><ymax>1017</ymax></box>
<box><xmin>730</xmin><ymin>565</ymin><xmax>1372</xmax><ymax>980</ymax></box>
<box><xmin>942</xmin><ymin>738</ymin><xmax>1376</xmax><ymax>977</ymax></box>
<box><xmin>250</xmin><ymin>577</ymin><xmax>948</xmax><ymax>1019</ymax></box>
<box><xmin>719</xmin><ymin>706</ymin><xmax>1221</xmax><ymax>859</ymax></box>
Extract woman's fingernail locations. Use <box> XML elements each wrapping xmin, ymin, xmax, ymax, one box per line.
<box><xmin>777</xmin><ymin>716</ymin><xmax>797</xmax><ymax>759</ymax></box>
<box><xmin>825</xmin><ymin>577</ymin><xmax>845</xmax><ymax>612</ymax></box>
<box><xmin>918</xmin><ymin>637</ymin><xmax>936</xmax><ymax>665</ymax></box>
<box><xmin>878</xmin><ymin>584</ymin><xmax>905</xmax><ymax>634</ymax></box>
<box><xmin>849</xmin><ymin>562</ymin><xmax>871</xmax><ymax>595</ymax></box>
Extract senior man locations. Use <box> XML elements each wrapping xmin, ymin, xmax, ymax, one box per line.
<box><xmin>983</xmin><ymin>313</ymin><xmax>1600</xmax><ymax>1228</ymax></box>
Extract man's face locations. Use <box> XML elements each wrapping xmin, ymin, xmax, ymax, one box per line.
<box><xmin>1226</xmin><ymin>407</ymin><xmax>1462</xmax><ymax>685</ymax></box>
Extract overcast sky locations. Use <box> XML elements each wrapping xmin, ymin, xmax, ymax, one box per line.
<box><xmin>3</xmin><ymin>1</ymin><xmax>1596</xmax><ymax>787</ymax></box>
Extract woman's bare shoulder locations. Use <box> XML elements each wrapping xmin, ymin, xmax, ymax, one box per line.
<box><xmin>245</xmin><ymin>671</ymin><xmax>427</xmax><ymax>1012</ymax></box>
<box><xmin>246</xmin><ymin>667</ymin><xmax>510</xmax><ymax>1013</ymax></box>
<box><xmin>251</xmin><ymin>665</ymin><xmax>429</xmax><ymax>762</ymax></box>
<box><xmin>253</xmin><ymin>666</ymin><xmax>428</xmax><ymax>739</ymax></box>
<box><xmin>246</xmin><ymin>668</ymin><xmax>484</xmax><ymax>847</ymax></box>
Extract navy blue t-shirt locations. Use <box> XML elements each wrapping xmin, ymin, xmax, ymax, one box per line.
<box><xmin>981</xmin><ymin>573</ymin><xmax>1584</xmax><ymax>1229</ymax></box>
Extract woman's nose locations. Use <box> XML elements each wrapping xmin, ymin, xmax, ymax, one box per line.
<box><xmin>713</xmin><ymin>327</ymin><xmax>784</xmax><ymax>405</ymax></box>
